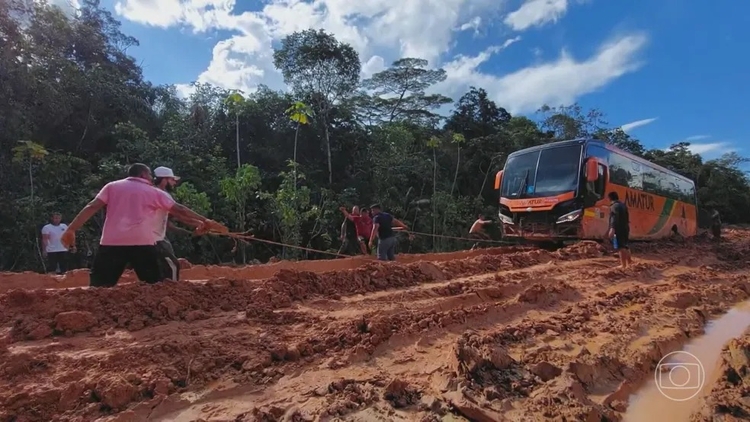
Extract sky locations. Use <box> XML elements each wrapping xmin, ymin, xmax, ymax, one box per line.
<box><xmin>52</xmin><ymin>0</ymin><xmax>749</xmax><ymax>160</ymax></box>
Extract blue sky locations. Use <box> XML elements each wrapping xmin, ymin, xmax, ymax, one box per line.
<box><xmin>59</xmin><ymin>0</ymin><xmax>748</xmax><ymax>160</ymax></box>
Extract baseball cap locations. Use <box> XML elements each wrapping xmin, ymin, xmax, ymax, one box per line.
<box><xmin>153</xmin><ymin>166</ymin><xmax>180</xmax><ymax>180</ymax></box>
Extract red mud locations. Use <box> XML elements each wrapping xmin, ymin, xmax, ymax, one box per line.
<box><xmin>1</xmin><ymin>233</ymin><xmax>749</xmax><ymax>422</ymax></box>
<box><xmin>0</xmin><ymin>245</ymin><xmax>534</xmax><ymax>292</ymax></box>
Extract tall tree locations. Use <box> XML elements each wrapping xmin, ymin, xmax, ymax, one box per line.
<box><xmin>537</xmin><ymin>104</ymin><xmax>607</xmax><ymax>140</ymax></box>
<box><xmin>273</xmin><ymin>29</ymin><xmax>361</xmax><ymax>185</ymax></box>
<box><xmin>360</xmin><ymin>58</ymin><xmax>452</xmax><ymax>127</ymax></box>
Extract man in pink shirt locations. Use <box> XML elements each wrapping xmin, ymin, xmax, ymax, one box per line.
<box><xmin>61</xmin><ymin>163</ymin><xmax>227</xmax><ymax>287</ymax></box>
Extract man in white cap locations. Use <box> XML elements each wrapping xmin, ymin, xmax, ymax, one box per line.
<box><xmin>153</xmin><ymin>166</ymin><xmax>199</xmax><ymax>281</ymax></box>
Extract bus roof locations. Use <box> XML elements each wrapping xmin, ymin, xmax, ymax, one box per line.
<box><xmin>506</xmin><ymin>138</ymin><xmax>694</xmax><ymax>185</ymax></box>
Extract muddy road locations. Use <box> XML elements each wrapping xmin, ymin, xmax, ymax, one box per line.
<box><xmin>1</xmin><ymin>231</ymin><xmax>749</xmax><ymax>422</ymax></box>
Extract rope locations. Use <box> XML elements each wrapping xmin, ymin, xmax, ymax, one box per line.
<box><xmin>399</xmin><ymin>229</ymin><xmax>514</xmax><ymax>245</ymax></box>
<box><xmin>200</xmin><ymin>226</ymin><xmax>513</xmax><ymax>260</ymax></box>
<box><xmin>206</xmin><ymin>231</ymin><xmax>350</xmax><ymax>258</ymax></box>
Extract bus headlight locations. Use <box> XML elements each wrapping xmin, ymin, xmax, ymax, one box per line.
<box><xmin>556</xmin><ymin>209</ymin><xmax>582</xmax><ymax>224</ymax></box>
<box><xmin>498</xmin><ymin>212</ymin><xmax>514</xmax><ymax>225</ymax></box>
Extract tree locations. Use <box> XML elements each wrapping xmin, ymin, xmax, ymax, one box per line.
<box><xmin>224</xmin><ymin>91</ymin><xmax>245</xmax><ymax>169</ymax></box>
<box><xmin>445</xmin><ymin>87</ymin><xmax>510</xmax><ymax>139</ymax></box>
<box><xmin>445</xmin><ymin>88</ymin><xmax>514</xmax><ymax>198</ymax></box>
<box><xmin>273</xmin><ymin>29</ymin><xmax>361</xmax><ymax>185</ymax></box>
<box><xmin>11</xmin><ymin>141</ymin><xmax>49</xmax><ymax>270</ymax></box>
<box><xmin>261</xmin><ymin>162</ymin><xmax>319</xmax><ymax>259</ymax></box>
<box><xmin>537</xmin><ymin>104</ymin><xmax>607</xmax><ymax>140</ymax></box>
<box><xmin>285</xmin><ymin>100</ymin><xmax>312</xmax><ymax>189</ymax></box>
<box><xmin>360</xmin><ymin>58</ymin><xmax>452</xmax><ymax>126</ymax></box>
<box><xmin>220</xmin><ymin>164</ymin><xmax>261</xmax><ymax>263</ymax></box>
<box><xmin>450</xmin><ymin>133</ymin><xmax>466</xmax><ymax>196</ymax></box>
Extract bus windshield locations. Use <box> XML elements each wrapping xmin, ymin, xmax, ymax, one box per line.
<box><xmin>501</xmin><ymin>145</ymin><xmax>582</xmax><ymax>198</ymax></box>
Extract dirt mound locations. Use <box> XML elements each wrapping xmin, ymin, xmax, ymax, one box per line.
<box><xmin>0</xmin><ymin>245</ymin><xmax>595</xmax><ymax>343</ymax></box>
<box><xmin>0</xmin><ymin>245</ymin><xmax>537</xmax><ymax>293</ymax></box>
<box><xmin>2</xmin><ymin>263</ymin><xmax>436</xmax><ymax>341</ymax></box>
<box><xmin>691</xmin><ymin>329</ymin><xmax>750</xmax><ymax>421</ymax></box>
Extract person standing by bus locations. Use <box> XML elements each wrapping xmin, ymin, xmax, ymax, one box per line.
<box><xmin>607</xmin><ymin>191</ymin><xmax>632</xmax><ymax>269</ymax></box>
<box><xmin>711</xmin><ymin>209</ymin><xmax>722</xmax><ymax>241</ymax></box>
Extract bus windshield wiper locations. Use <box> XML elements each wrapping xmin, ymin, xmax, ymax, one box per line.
<box><xmin>516</xmin><ymin>169</ymin><xmax>529</xmax><ymax>198</ymax></box>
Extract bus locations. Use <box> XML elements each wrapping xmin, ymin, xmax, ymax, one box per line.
<box><xmin>493</xmin><ymin>138</ymin><xmax>698</xmax><ymax>243</ymax></box>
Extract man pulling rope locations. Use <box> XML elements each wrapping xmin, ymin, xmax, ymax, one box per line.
<box><xmin>61</xmin><ymin>163</ymin><xmax>227</xmax><ymax>288</ymax></box>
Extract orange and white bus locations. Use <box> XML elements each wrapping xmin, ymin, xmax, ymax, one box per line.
<box><xmin>494</xmin><ymin>139</ymin><xmax>697</xmax><ymax>244</ymax></box>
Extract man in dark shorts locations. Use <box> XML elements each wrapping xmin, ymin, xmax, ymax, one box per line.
<box><xmin>607</xmin><ymin>191</ymin><xmax>632</xmax><ymax>269</ymax></box>
<box><xmin>368</xmin><ymin>204</ymin><xmax>409</xmax><ymax>261</ymax></box>
<box><xmin>61</xmin><ymin>163</ymin><xmax>226</xmax><ymax>287</ymax></box>
<box><xmin>338</xmin><ymin>208</ymin><xmax>361</xmax><ymax>256</ymax></box>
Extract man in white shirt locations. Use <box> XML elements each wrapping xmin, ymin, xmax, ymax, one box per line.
<box><xmin>41</xmin><ymin>212</ymin><xmax>71</xmax><ymax>274</ymax></box>
<box><xmin>153</xmin><ymin>166</ymin><xmax>201</xmax><ymax>281</ymax></box>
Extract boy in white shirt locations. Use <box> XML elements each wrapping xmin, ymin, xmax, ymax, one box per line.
<box><xmin>41</xmin><ymin>212</ymin><xmax>71</xmax><ymax>274</ymax></box>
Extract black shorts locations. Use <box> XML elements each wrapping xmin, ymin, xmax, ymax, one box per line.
<box><xmin>90</xmin><ymin>245</ymin><xmax>163</xmax><ymax>288</ymax></box>
<box><xmin>614</xmin><ymin>230</ymin><xmax>629</xmax><ymax>249</ymax></box>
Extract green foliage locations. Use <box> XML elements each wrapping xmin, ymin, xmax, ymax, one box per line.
<box><xmin>286</xmin><ymin>101</ymin><xmax>312</xmax><ymax>125</ymax></box>
<box><xmin>359</xmin><ymin>58</ymin><xmax>453</xmax><ymax>126</ymax></box>
<box><xmin>173</xmin><ymin>183</ymin><xmax>211</xmax><ymax>216</ymax></box>
<box><xmin>12</xmin><ymin>141</ymin><xmax>49</xmax><ymax>163</ymax></box>
<box><xmin>260</xmin><ymin>162</ymin><xmax>320</xmax><ymax>259</ymax></box>
<box><xmin>220</xmin><ymin>164</ymin><xmax>262</xmax><ymax>231</ymax></box>
<box><xmin>0</xmin><ymin>0</ymin><xmax>748</xmax><ymax>272</ymax></box>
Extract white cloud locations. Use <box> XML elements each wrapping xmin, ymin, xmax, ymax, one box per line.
<box><xmin>439</xmin><ymin>33</ymin><xmax>647</xmax><ymax>114</ymax></box>
<box><xmin>620</xmin><ymin>117</ymin><xmax>657</xmax><ymax>132</ymax></box>
<box><xmin>45</xmin><ymin>0</ymin><xmax>80</xmax><ymax>13</ymax></box>
<box><xmin>504</xmin><ymin>0</ymin><xmax>568</xmax><ymax>31</ymax></box>
<box><xmin>361</xmin><ymin>55</ymin><xmax>385</xmax><ymax>78</ymax></box>
<box><xmin>686</xmin><ymin>142</ymin><xmax>733</xmax><ymax>155</ymax></box>
<box><xmin>115</xmin><ymin>0</ymin><xmax>503</xmax><ymax>94</ymax></box>
<box><xmin>114</xmin><ymin>1</ymin><xmax>646</xmax><ymax>113</ymax></box>
<box><xmin>458</xmin><ymin>16</ymin><xmax>482</xmax><ymax>34</ymax></box>
<box><xmin>684</xmin><ymin>134</ymin><xmax>710</xmax><ymax>141</ymax></box>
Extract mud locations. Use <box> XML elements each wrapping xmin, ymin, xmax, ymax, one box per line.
<box><xmin>0</xmin><ymin>246</ymin><xmax>533</xmax><ymax>293</ymax></box>
<box><xmin>690</xmin><ymin>328</ymin><xmax>750</xmax><ymax>421</ymax></box>
<box><xmin>0</xmin><ymin>232</ymin><xmax>749</xmax><ymax>421</ymax></box>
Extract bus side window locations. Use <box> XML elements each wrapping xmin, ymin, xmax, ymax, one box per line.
<box><xmin>593</xmin><ymin>164</ymin><xmax>606</xmax><ymax>197</ymax></box>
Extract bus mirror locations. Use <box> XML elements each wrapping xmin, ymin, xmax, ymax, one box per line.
<box><xmin>494</xmin><ymin>170</ymin><xmax>504</xmax><ymax>190</ymax></box>
<box><xmin>585</xmin><ymin>158</ymin><xmax>599</xmax><ymax>182</ymax></box>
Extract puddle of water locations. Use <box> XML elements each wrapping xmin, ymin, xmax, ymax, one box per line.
<box><xmin>623</xmin><ymin>301</ymin><xmax>750</xmax><ymax>422</ymax></box>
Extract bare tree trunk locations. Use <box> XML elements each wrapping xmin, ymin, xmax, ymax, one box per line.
<box><xmin>76</xmin><ymin>100</ymin><xmax>93</xmax><ymax>152</ymax></box>
<box><xmin>479</xmin><ymin>155</ymin><xmax>500</xmax><ymax>198</ymax></box>
<box><xmin>432</xmin><ymin>148</ymin><xmax>437</xmax><ymax>251</ymax></box>
<box><xmin>29</xmin><ymin>160</ymin><xmax>45</xmax><ymax>272</ymax></box>
<box><xmin>235</xmin><ymin>113</ymin><xmax>240</xmax><ymax>169</ymax></box>
<box><xmin>293</xmin><ymin>122</ymin><xmax>300</xmax><ymax>191</ymax></box>
<box><xmin>450</xmin><ymin>145</ymin><xmax>460</xmax><ymax>196</ymax></box>
<box><xmin>324</xmin><ymin>123</ymin><xmax>332</xmax><ymax>185</ymax></box>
